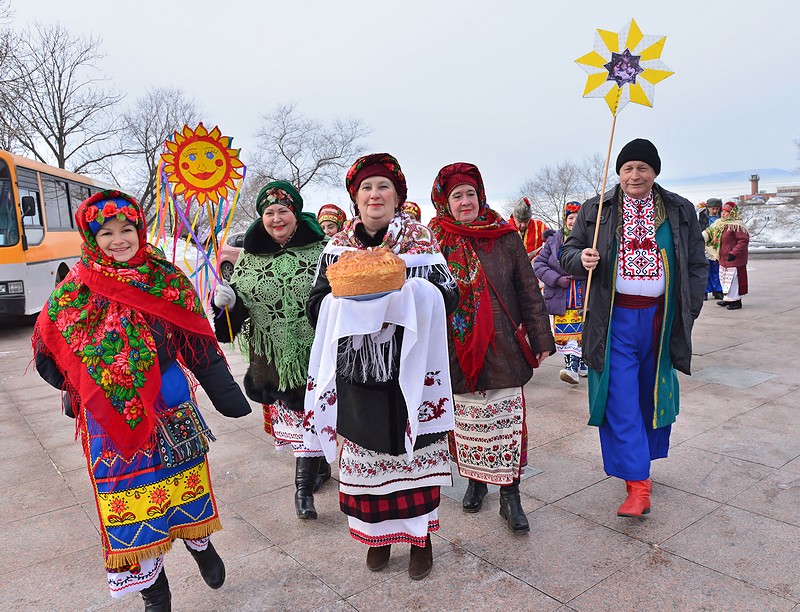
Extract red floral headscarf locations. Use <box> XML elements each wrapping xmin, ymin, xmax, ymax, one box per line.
<box><xmin>401</xmin><ymin>201</ymin><xmax>422</xmax><ymax>221</ymax></box>
<box><xmin>317</xmin><ymin>203</ymin><xmax>347</xmax><ymax>230</ymax></box>
<box><xmin>33</xmin><ymin>190</ymin><xmax>219</xmax><ymax>460</ymax></box>
<box><xmin>345</xmin><ymin>153</ymin><xmax>408</xmax><ymax>205</ymax></box>
<box><xmin>428</xmin><ymin>163</ymin><xmax>515</xmax><ymax>389</ymax></box>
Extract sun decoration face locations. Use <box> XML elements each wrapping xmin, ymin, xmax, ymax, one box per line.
<box><xmin>576</xmin><ymin>18</ymin><xmax>673</xmax><ymax>116</ymax></box>
<box><xmin>161</xmin><ymin>122</ymin><xmax>244</xmax><ymax>204</ymax></box>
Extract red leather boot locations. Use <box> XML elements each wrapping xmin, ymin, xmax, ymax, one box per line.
<box><xmin>617</xmin><ymin>478</ymin><xmax>652</xmax><ymax>517</ymax></box>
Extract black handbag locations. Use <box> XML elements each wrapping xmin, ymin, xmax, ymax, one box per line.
<box><xmin>156</xmin><ymin>401</ymin><xmax>216</xmax><ymax>467</ymax></box>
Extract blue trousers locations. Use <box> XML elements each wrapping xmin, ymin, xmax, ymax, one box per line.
<box><xmin>599</xmin><ymin>304</ymin><xmax>671</xmax><ymax>481</ymax></box>
<box><xmin>706</xmin><ymin>259</ymin><xmax>722</xmax><ymax>293</ymax></box>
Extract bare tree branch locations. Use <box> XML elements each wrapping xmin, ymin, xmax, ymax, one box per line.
<box><xmin>251</xmin><ymin>102</ymin><xmax>370</xmax><ymax>206</ymax></box>
<box><xmin>90</xmin><ymin>87</ymin><xmax>200</xmax><ymax>222</ymax></box>
<box><xmin>576</xmin><ymin>152</ymin><xmax>607</xmax><ymax>197</ymax></box>
<box><xmin>0</xmin><ymin>1</ymin><xmax>28</xmax><ymax>152</ymax></box>
<box><xmin>0</xmin><ymin>22</ymin><xmax>124</xmax><ymax>170</ymax></box>
<box><xmin>518</xmin><ymin>155</ymin><xmax>612</xmax><ymax>228</ymax></box>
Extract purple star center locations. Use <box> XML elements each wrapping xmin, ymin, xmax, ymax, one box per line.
<box><xmin>604</xmin><ymin>49</ymin><xmax>644</xmax><ymax>87</ymax></box>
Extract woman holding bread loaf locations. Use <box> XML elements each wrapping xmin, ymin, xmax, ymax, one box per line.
<box><xmin>304</xmin><ymin>153</ymin><xmax>458</xmax><ymax>580</ymax></box>
<box><xmin>212</xmin><ymin>180</ymin><xmax>331</xmax><ymax>521</ymax></box>
<box><xmin>429</xmin><ymin>162</ymin><xmax>555</xmax><ymax>534</ymax></box>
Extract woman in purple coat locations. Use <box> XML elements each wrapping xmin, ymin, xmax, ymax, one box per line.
<box><xmin>534</xmin><ymin>202</ymin><xmax>587</xmax><ymax>384</ymax></box>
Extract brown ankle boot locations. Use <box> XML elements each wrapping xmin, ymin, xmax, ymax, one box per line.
<box><xmin>366</xmin><ymin>545</ymin><xmax>391</xmax><ymax>571</ymax></box>
<box><xmin>408</xmin><ymin>534</ymin><xmax>433</xmax><ymax>580</ymax></box>
<box><xmin>617</xmin><ymin>478</ymin><xmax>652</xmax><ymax>517</ymax></box>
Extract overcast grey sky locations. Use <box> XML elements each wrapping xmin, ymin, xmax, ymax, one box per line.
<box><xmin>11</xmin><ymin>0</ymin><xmax>800</xmax><ymax>213</ymax></box>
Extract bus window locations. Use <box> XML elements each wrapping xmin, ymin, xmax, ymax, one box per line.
<box><xmin>69</xmin><ymin>183</ymin><xmax>90</xmax><ymax>210</ymax></box>
<box><xmin>0</xmin><ymin>162</ymin><xmax>20</xmax><ymax>246</ymax></box>
<box><xmin>42</xmin><ymin>176</ymin><xmax>73</xmax><ymax>230</ymax></box>
<box><xmin>19</xmin><ymin>188</ymin><xmax>44</xmax><ymax>245</ymax></box>
<box><xmin>14</xmin><ymin>166</ymin><xmax>45</xmax><ymax>246</ymax></box>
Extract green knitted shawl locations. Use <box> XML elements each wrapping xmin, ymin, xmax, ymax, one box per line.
<box><xmin>230</xmin><ymin>239</ymin><xmax>325</xmax><ymax>391</ymax></box>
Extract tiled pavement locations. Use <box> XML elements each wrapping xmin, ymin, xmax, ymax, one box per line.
<box><xmin>1</xmin><ymin>258</ymin><xmax>798</xmax><ymax>611</ymax></box>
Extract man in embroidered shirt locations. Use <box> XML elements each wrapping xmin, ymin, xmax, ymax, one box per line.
<box><xmin>560</xmin><ymin>138</ymin><xmax>707</xmax><ymax>518</ymax></box>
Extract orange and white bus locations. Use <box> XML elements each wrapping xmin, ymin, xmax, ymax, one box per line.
<box><xmin>0</xmin><ymin>150</ymin><xmax>115</xmax><ymax>317</ymax></box>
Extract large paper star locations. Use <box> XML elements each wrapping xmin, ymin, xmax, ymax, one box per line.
<box><xmin>576</xmin><ymin>18</ymin><xmax>673</xmax><ymax>116</ymax></box>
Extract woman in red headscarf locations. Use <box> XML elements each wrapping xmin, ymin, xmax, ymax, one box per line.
<box><xmin>429</xmin><ymin>163</ymin><xmax>555</xmax><ymax>533</ymax></box>
<box><xmin>32</xmin><ymin>190</ymin><xmax>251</xmax><ymax>609</ymax></box>
<box><xmin>401</xmin><ymin>200</ymin><xmax>422</xmax><ymax>221</ymax></box>
<box><xmin>317</xmin><ymin>203</ymin><xmax>347</xmax><ymax>237</ymax></box>
<box><xmin>304</xmin><ymin>153</ymin><xmax>458</xmax><ymax>580</ymax></box>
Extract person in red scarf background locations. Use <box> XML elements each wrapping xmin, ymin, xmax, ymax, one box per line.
<box><xmin>317</xmin><ymin>203</ymin><xmax>347</xmax><ymax>238</ymax></box>
<box><xmin>33</xmin><ymin>191</ymin><xmax>251</xmax><ymax>610</ymax></box>
<box><xmin>401</xmin><ymin>200</ymin><xmax>422</xmax><ymax>221</ymax></box>
<box><xmin>429</xmin><ymin>162</ymin><xmax>554</xmax><ymax>534</ymax></box>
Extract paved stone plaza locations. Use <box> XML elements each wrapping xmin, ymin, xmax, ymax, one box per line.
<box><xmin>1</xmin><ymin>258</ymin><xmax>798</xmax><ymax>611</ymax></box>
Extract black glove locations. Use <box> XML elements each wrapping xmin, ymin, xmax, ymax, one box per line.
<box><xmin>727</xmin><ymin>254</ymin><xmax>735</xmax><ymax>262</ymax></box>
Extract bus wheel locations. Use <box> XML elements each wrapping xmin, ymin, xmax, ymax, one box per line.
<box><xmin>55</xmin><ymin>264</ymin><xmax>70</xmax><ymax>285</ymax></box>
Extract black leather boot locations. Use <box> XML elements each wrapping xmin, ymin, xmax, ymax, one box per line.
<box><xmin>295</xmin><ymin>456</ymin><xmax>322</xmax><ymax>519</ymax></box>
<box><xmin>499</xmin><ymin>479</ymin><xmax>530</xmax><ymax>533</ymax></box>
<box><xmin>462</xmin><ymin>479</ymin><xmax>488</xmax><ymax>513</ymax></box>
<box><xmin>185</xmin><ymin>540</ymin><xmax>225</xmax><ymax>589</ymax></box>
<box><xmin>313</xmin><ymin>460</ymin><xmax>332</xmax><ymax>493</ymax></box>
<box><xmin>140</xmin><ymin>568</ymin><xmax>171</xmax><ymax>611</ymax></box>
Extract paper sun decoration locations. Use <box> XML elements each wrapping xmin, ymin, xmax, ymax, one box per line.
<box><xmin>161</xmin><ymin>122</ymin><xmax>244</xmax><ymax>204</ymax></box>
<box><xmin>576</xmin><ymin>18</ymin><xmax>673</xmax><ymax>116</ymax></box>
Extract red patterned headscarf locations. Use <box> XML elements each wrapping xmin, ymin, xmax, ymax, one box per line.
<box><xmin>32</xmin><ymin>190</ymin><xmax>220</xmax><ymax>460</ymax></box>
<box><xmin>565</xmin><ymin>201</ymin><xmax>582</xmax><ymax>217</ymax></box>
<box><xmin>401</xmin><ymin>201</ymin><xmax>422</xmax><ymax>221</ymax></box>
<box><xmin>317</xmin><ymin>203</ymin><xmax>347</xmax><ymax>230</ymax></box>
<box><xmin>345</xmin><ymin>153</ymin><xmax>408</xmax><ymax>205</ymax></box>
<box><xmin>428</xmin><ymin>163</ymin><xmax>515</xmax><ymax>389</ymax></box>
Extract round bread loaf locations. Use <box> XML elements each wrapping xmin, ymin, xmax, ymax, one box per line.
<box><xmin>327</xmin><ymin>248</ymin><xmax>406</xmax><ymax>297</ymax></box>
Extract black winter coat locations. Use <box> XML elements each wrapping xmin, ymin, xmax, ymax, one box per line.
<box><xmin>559</xmin><ymin>184</ymin><xmax>707</xmax><ymax>374</ymax></box>
<box><xmin>698</xmin><ymin>208</ymin><xmax>711</xmax><ymax>231</ymax></box>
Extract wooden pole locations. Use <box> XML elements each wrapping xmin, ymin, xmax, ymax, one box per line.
<box><xmin>582</xmin><ymin>113</ymin><xmax>617</xmax><ymax>320</ymax></box>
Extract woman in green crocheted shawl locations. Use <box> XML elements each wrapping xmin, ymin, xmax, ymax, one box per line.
<box><xmin>211</xmin><ymin>180</ymin><xmax>329</xmax><ymax>520</ymax></box>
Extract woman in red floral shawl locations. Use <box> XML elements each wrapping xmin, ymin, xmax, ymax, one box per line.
<box><xmin>32</xmin><ymin>190</ymin><xmax>250</xmax><ymax>610</ymax></box>
<box><xmin>429</xmin><ymin>163</ymin><xmax>555</xmax><ymax>533</ymax></box>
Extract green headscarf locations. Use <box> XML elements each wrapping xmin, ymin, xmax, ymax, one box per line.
<box><xmin>250</xmin><ymin>180</ymin><xmax>324</xmax><ymax>242</ymax></box>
